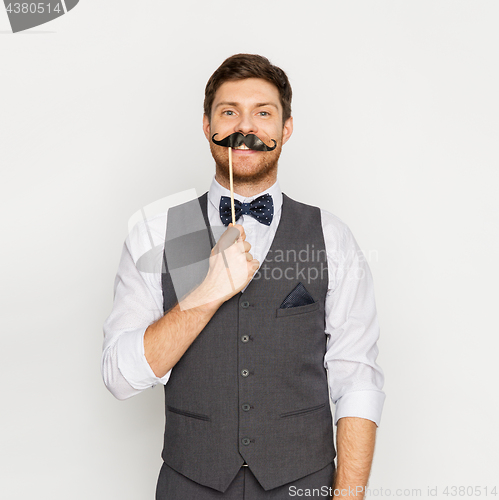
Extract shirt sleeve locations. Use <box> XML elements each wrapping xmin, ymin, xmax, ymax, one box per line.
<box><xmin>101</xmin><ymin>226</ymin><xmax>172</xmax><ymax>400</ymax></box>
<box><xmin>321</xmin><ymin>210</ymin><xmax>386</xmax><ymax>426</ymax></box>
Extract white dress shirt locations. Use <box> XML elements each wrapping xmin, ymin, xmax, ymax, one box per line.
<box><xmin>102</xmin><ymin>177</ymin><xmax>385</xmax><ymax>425</ymax></box>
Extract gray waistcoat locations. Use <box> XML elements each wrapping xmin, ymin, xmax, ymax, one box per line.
<box><xmin>160</xmin><ymin>192</ymin><xmax>335</xmax><ymax>492</ymax></box>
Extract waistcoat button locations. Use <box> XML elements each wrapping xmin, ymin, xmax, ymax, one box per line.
<box><xmin>242</xmin><ymin>403</ymin><xmax>251</xmax><ymax>411</ymax></box>
<box><xmin>241</xmin><ymin>335</ymin><xmax>250</xmax><ymax>343</ymax></box>
<box><xmin>241</xmin><ymin>301</ymin><xmax>250</xmax><ymax>308</ymax></box>
<box><xmin>241</xmin><ymin>369</ymin><xmax>250</xmax><ymax>377</ymax></box>
<box><xmin>242</xmin><ymin>437</ymin><xmax>251</xmax><ymax>446</ymax></box>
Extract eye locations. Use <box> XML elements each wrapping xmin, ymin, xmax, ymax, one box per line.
<box><xmin>223</xmin><ymin>110</ymin><xmax>236</xmax><ymax>116</ymax></box>
<box><xmin>258</xmin><ymin>111</ymin><xmax>270</xmax><ymax>116</ymax></box>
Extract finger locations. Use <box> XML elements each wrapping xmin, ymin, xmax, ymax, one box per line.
<box><xmin>232</xmin><ymin>223</ymin><xmax>246</xmax><ymax>241</ymax></box>
<box><xmin>249</xmin><ymin>259</ymin><xmax>260</xmax><ymax>272</ymax></box>
<box><xmin>243</xmin><ymin>241</ymin><xmax>251</xmax><ymax>253</ymax></box>
<box><xmin>245</xmin><ymin>252</ymin><xmax>253</xmax><ymax>262</ymax></box>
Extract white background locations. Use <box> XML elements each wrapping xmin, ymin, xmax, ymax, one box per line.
<box><xmin>1</xmin><ymin>1</ymin><xmax>498</xmax><ymax>498</ymax></box>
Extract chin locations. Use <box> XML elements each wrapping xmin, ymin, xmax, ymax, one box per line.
<box><xmin>223</xmin><ymin>160</ymin><xmax>278</xmax><ymax>184</ymax></box>
<box><xmin>211</xmin><ymin>144</ymin><xmax>281</xmax><ymax>184</ymax></box>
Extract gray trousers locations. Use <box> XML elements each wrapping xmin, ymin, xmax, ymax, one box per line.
<box><xmin>156</xmin><ymin>461</ymin><xmax>335</xmax><ymax>500</ymax></box>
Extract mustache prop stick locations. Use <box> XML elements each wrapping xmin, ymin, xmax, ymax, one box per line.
<box><xmin>210</xmin><ymin>132</ymin><xmax>277</xmax><ymax>292</ymax></box>
<box><xmin>211</xmin><ymin>132</ymin><xmax>277</xmax><ymax>225</ymax></box>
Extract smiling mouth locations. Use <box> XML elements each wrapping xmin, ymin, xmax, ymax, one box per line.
<box><xmin>233</xmin><ymin>144</ymin><xmax>250</xmax><ymax>150</ymax></box>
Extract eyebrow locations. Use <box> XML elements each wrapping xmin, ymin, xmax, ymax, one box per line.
<box><xmin>214</xmin><ymin>101</ymin><xmax>279</xmax><ymax>110</ymax></box>
<box><xmin>255</xmin><ymin>102</ymin><xmax>279</xmax><ymax>110</ymax></box>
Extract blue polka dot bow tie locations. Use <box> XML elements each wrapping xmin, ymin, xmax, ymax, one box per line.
<box><xmin>219</xmin><ymin>194</ymin><xmax>274</xmax><ymax>226</ymax></box>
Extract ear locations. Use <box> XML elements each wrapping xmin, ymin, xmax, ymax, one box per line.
<box><xmin>202</xmin><ymin>114</ymin><xmax>211</xmax><ymax>142</ymax></box>
<box><xmin>281</xmin><ymin>116</ymin><xmax>293</xmax><ymax>146</ymax></box>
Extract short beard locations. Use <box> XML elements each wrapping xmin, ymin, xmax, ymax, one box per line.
<box><xmin>210</xmin><ymin>142</ymin><xmax>282</xmax><ymax>187</ymax></box>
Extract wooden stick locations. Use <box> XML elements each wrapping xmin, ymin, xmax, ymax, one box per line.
<box><xmin>224</xmin><ymin>146</ymin><xmax>236</xmax><ymax>292</ymax></box>
<box><xmin>228</xmin><ymin>146</ymin><xmax>236</xmax><ymax>225</ymax></box>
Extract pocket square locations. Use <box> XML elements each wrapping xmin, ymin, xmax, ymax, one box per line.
<box><xmin>279</xmin><ymin>282</ymin><xmax>315</xmax><ymax>309</ymax></box>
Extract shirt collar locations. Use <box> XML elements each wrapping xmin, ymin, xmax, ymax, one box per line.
<box><xmin>208</xmin><ymin>176</ymin><xmax>283</xmax><ymax>216</ymax></box>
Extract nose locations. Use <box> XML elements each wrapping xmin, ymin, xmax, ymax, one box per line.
<box><xmin>235</xmin><ymin>112</ymin><xmax>257</xmax><ymax>136</ymax></box>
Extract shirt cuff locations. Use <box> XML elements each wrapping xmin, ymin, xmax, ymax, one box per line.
<box><xmin>116</xmin><ymin>328</ymin><xmax>171</xmax><ymax>391</ymax></box>
<box><xmin>333</xmin><ymin>390</ymin><xmax>386</xmax><ymax>427</ymax></box>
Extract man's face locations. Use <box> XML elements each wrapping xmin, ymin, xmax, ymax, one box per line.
<box><xmin>203</xmin><ymin>78</ymin><xmax>293</xmax><ymax>185</ymax></box>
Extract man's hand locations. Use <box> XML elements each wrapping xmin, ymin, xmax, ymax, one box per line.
<box><xmin>144</xmin><ymin>223</ymin><xmax>259</xmax><ymax>378</ymax></box>
<box><xmin>179</xmin><ymin>223</ymin><xmax>260</xmax><ymax>311</ymax></box>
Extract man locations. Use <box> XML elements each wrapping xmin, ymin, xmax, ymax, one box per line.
<box><xmin>102</xmin><ymin>54</ymin><xmax>385</xmax><ymax>499</ymax></box>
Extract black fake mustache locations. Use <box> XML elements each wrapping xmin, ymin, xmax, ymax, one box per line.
<box><xmin>212</xmin><ymin>132</ymin><xmax>277</xmax><ymax>151</ymax></box>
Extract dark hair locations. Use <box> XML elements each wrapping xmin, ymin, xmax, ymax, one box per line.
<box><xmin>204</xmin><ymin>54</ymin><xmax>292</xmax><ymax>124</ymax></box>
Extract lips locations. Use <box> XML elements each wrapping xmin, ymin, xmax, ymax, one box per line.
<box><xmin>232</xmin><ymin>144</ymin><xmax>256</xmax><ymax>153</ymax></box>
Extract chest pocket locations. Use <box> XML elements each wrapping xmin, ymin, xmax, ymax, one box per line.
<box><xmin>276</xmin><ymin>301</ymin><xmax>319</xmax><ymax>318</ymax></box>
